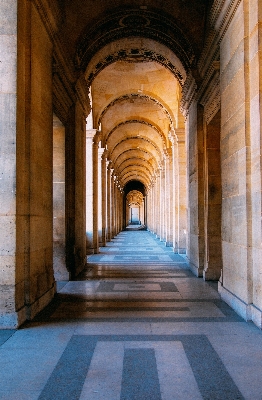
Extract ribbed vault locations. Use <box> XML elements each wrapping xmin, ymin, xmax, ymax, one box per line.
<box><xmin>90</xmin><ymin>57</ymin><xmax>183</xmax><ymax>192</ymax></box>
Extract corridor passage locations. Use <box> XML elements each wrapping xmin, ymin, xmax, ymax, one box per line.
<box><xmin>1</xmin><ymin>230</ymin><xmax>262</xmax><ymax>399</ymax></box>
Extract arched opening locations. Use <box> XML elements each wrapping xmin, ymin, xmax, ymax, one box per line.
<box><xmin>3</xmin><ymin>0</ymin><xmax>261</xmax><ymax>331</ymax></box>
<box><xmin>124</xmin><ymin>181</ymin><xmax>146</xmax><ymax>228</ymax></box>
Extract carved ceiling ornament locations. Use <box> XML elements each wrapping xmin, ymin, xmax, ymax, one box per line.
<box><xmin>76</xmin><ymin>8</ymin><xmax>194</xmax><ymax>80</ymax></box>
<box><xmin>84</xmin><ymin>48</ymin><xmax>184</xmax><ymax>87</ymax></box>
<box><xmin>118</xmin><ymin>162</ymin><xmax>153</xmax><ymax>179</ymax></box>
<box><xmin>116</xmin><ymin>158</ymin><xmax>154</xmax><ymax>181</ymax></box>
<box><xmin>98</xmin><ymin>93</ymin><xmax>173</xmax><ymax>129</ymax></box>
<box><xmin>104</xmin><ymin>119</ymin><xmax>167</xmax><ymax>148</ymax></box>
<box><xmin>112</xmin><ymin>147</ymin><xmax>158</xmax><ymax>169</ymax></box>
<box><xmin>126</xmin><ymin>190</ymin><xmax>144</xmax><ymax>207</ymax></box>
<box><xmin>109</xmin><ymin>136</ymin><xmax>162</xmax><ymax>160</ymax></box>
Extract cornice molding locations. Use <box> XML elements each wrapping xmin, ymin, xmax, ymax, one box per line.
<box><xmin>75</xmin><ymin>75</ymin><xmax>91</xmax><ymax>116</ymax></box>
<box><xmin>198</xmin><ymin>0</ymin><xmax>242</xmax><ymax>79</ymax></box>
<box><xmin>76</xmin><ymin>8</ymin><xmax>195</xmax><ymax>73</ymax></box>
<box><xmin>180</xmin><ymin>73</ymin><xmax>197</xmax><ymax>117</ymax></box>
<box><xmin>53</xmin><ymin>72</ymin><xmax>74</xmax><ymax>125</ymax></box>
<box><xmin>32</xmin><ymin>0</ymin><xmax>92</xmax><ymax>119</ymax></box>
<box><xmin>198</xmin><ymin>61</ymin><xmax>220</xmax><ymax>125</ymax></box>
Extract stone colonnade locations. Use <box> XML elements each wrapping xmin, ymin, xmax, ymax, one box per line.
<box><xmin>147</xmin><ymin>129</ymin><xmax>187</xmax><ymax>254</ymax></box>
<box><xmin>181</xmin><ymin>0</ymin><xmax>262</xmax><ymax>328</ymax></box>
<box><xmin>86</xmin><ymin>131</ymin><xmax>124</xmax><ymax>254</ymax></box>
<box><xmin>0</xmin><ymin>0</ymin><xmax>262</xmax><ymax>330</ymax></box>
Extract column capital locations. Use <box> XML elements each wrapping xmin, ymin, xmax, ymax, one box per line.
<box><xmin>102</xmin><ymin>149</ymin><xmax>109</xmax><ymax>161</ymax></box>
<box><xmin>98</xmin><ymin>147</ymin><xmax>105</xmax><ymax>158</ymax></box>
<box><xmin>86</xmin><ymin>128</ymin><xmax>97</xmax><ymax>139</ymax></box>
<box><xmin>162</xmin><ymin>148</ymin><xmax>171</xmax><ymax>161</ymax></box>
<box><xmin>169</xmin><ymin>128</ymin><xmax>185</xmax><ymax>144</ymax></box>
<box><xmin>174</xmin><ymin>128</ymin><xmax>185</xmax><ymax>143</ymax></box>
<box><xmin>155</xmin><ymin>167</ymin><xmax>161</xmax><ymax>177</ymax></box>
<box><xmin>166</xmin><ymin>147</ymin><xmax>173</xmax><ymax>157</ymax></box>
<box><xmin>93</xmin><ymin>131</ymin><xmax>101</xmax><ymax>146</ymax></box>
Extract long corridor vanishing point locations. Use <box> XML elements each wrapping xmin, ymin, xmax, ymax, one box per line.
<box><xmin>1</xmin><ymin>230</ymin><xmax>262</xmax><ymax>399</ymax></box>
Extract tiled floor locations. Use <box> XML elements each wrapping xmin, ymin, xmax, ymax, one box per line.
<box><xmin>1</xmin><ymin>230</ymin><xmax>262</xmax><ymax>399</ymax></box>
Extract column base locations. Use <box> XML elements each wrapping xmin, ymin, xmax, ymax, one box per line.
<box><xmin>203</xmin><ymin>267</ymin><xmax>221</xmax><ymax>281</ymax></box>
<box><xmin>0</xmin><ymin>283</ymin><xmax>56</xmax><ymax>329</ymax></box>
<box><xmin>182</xmin><ymin>256</ymin><xmax>203</xmax><ymax>277</ymax></box>
<box><xmin>0</xmin><ymin>308</ymin><xmax>26</xmax><ymax>329</ymax></box>
<box><xmin>27</xmin><ymin>283</ymin><xmax>56</xmax><ymax>322</ymax></box>
<box><xmin>86</xmin><ymin>248</ymin><xmax>95</xmax><ymax>255</ymax></box>
<box><xmin>173</xmin><ymin>246</ymin><xmax>186</xmax><ymax>254</ymax></box>
<box><xmin>218</xmin><ymin>282</ymin><xmax>262</xmax><ymax>329</ymax></box>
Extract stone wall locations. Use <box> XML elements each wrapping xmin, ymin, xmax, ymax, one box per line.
<box><xmin>218</xmin><ymin>0</ymin><xmax>262</xmax><ymax>327</ymax></box>
<box><xmin>0</xmin><ymin>0</ymin><xmax>18</xmax><ymax>327</ymax></box>
<box><xmin>53</xmin><ymin>115</ymin><xmax>67</xmax><ymax>280</ymax></box>
<box><xmin>186</xmin><ymin>101</ymin><xmax>205</xmax><ymax>276</ymax></box>
<box><xmin>249</xmin><ymin>0</ymin><xmax>262</xmax><ymax>326</ymax></box>
<box><xmin>16</xmin><ymin>1</ymin><xmax>55</xmax><ymax>324</ymax></box>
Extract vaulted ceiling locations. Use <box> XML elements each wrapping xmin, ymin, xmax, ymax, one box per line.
<box><xmin>55</xmin><ymin>0</ymin><xmax>210</xmax><ymax>193</ymax></box>
<box><xmin>91</xmin><ymin>60</ymin><xmax>181</xmax><ymax>190</ymax></box>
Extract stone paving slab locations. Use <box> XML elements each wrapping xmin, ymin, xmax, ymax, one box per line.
<box><xmin>0</xmin><ymin>230</ymin><xmax>262</xmax><ymax>399</ymax></box>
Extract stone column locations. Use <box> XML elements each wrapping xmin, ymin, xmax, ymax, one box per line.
<box><xmin>112</xmin><ymin>175</ymin><xmax>117</xmax><ymax>237</ymax></box>
<box><xmin>186</xmin><ymin>103</ymin><xmax>205</xmax><ymax>275</ymax></box>
<box><xmin>141</xmin><ymin>199</ymin><xmax>145</xmax><ymax>226</ymax></box>
<box><xmin>101</xmin><ymin>151</ymin><xmax>108</xmax><ymax>247</ymax></box>
<box><xmin>176</xmin><ymin>129</ymin><xmax>187</xmax><ymax>253</ymax></box>
<box><xmin>146</xmin><ymin>188</ymin><xmax>150</xmax><ymax>230</ymax></box>
<box><xmin>155</xmin><ymin>169</ymin><xmax>161</xmax><ymax>238</ymax></box>
<box><xmin>98</xmin><ymin>146</ymin><xmax>105</xmax><ymax>246</ymax></box>
<box><xmin>169</xmin><ymin>130</ymin><xmax>178</xmax><ymax>252</ymax></box>
<box><xmin>92</xmin><ymin>132</ymin><xmax>101</xmax><ymax>254</ymax></box>
<box><xmin>160</xmin><ymin>161</ymin><xmax>165</xmax><ymax>241</ymax></box>
<box><xmin>165</xmin><ymin>148</ymin><xmax>173</xmax><ymax>247</ymax></box>
<box><xmin>151</xmin><ymin>179</ymin><xmax>156</xmax><ymax>234</ymax></box>
<box><xmin>169</xmin><ymin>129</ymin><xmax>187</xmax><ymax>254</ymax></box>
<box><xmin>106</xmin><ymin>163</ymin><xmax>112</xmax><ymax>241</ymax></box>
<box><xmin>110</xmin><ymin>169</ymin><xmax>115</xmax><ymax>238</ymax></box>
<box><xmin>86</xmin><ymin>129</ymin><xmax>97</xmax><ymax>253</ymax></box>
<box><xmin>152</xmin><ymin>174</ymin><xmax>157</xmax><ymax>235</ymax></box>
<box><xmin>0</xmin><ymin>0</ymin><xmax>18</xmax><ymax>327</ymax></box>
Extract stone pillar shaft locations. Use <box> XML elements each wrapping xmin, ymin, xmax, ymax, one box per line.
<box><xmin>86</xmin><ymin>129</ymin><xmax>97</xmax><ymax>253</ymax></box>
<box><xmin>98</xmin><ymin>147</ymin><xmax>105</xmax><ymax>246</ymax></box>
<box><xmin>92</xmin><ymin>133</ymin><xmax>101</xmax><ymax>254</ymax></box>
